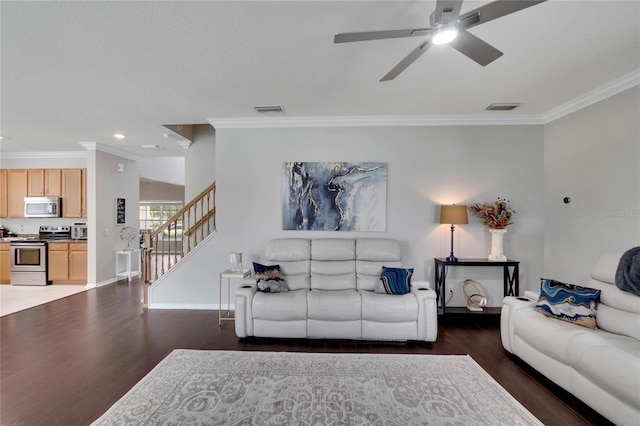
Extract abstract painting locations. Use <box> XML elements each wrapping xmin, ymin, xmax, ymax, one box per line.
<box><xmin>282</xmin><ymin>162</ymin><xmax>387</xmax><ymax>231</ymax></box>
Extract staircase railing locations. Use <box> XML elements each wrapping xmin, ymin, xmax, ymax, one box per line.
<box><xmin>142</xmin><ymin>182</ymin><xmax>216</xmax><ymax>306</ymax></box>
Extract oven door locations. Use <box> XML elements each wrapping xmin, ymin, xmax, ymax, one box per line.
<box><xmin>10</xmin><ymin>244</ymin><xmax>47</xmax><ymax>272</ymax></box>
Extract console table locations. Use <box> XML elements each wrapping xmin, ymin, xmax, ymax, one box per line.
<box><xmin>434</xmin><ymin>258</ymin><xmax>520</xmax><ymax>315</ymax></box>
<box><xmin>218</xmin><ymin>269</ymin><xmax>251</xmax><ymax>325</ymax></box>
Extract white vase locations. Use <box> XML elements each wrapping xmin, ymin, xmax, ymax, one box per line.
<box><xmin>488</xmin><ymin>228</ymin><xmax>507</xmax><ymax>261</ymax></box>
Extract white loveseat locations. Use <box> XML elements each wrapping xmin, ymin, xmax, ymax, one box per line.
<box><xmin>501</xmin><ymin>252</ymin><xmax>640</xmax><ymax>425</ymax></box>
<box><xmin>235</xmin><ymin>238</ymin><xmax>438</xmax><ymax>342</ymax></box>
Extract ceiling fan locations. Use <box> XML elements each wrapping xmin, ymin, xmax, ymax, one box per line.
<box><xmin>334</xmin><ymin>0</ymin><xmax>547</xmax><ymax>81</ymax></box>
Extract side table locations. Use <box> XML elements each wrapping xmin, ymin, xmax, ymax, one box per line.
<box><xmin>219</xmin><ymin>269</ymin><xmax>251</xmax><ymax>325</ymax></box>
<box><xmin>434</xmin><ymin>258</ymin><xmax>520</xmax><ymax>315</ymax></box>
<box><xmin>116</xmin><ymin>249</ymin><xmax>141</xmax><ymax>282</ymax></box>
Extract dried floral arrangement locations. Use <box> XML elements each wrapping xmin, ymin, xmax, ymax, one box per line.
<box><xmin>469</xmin><ymin>197</ymin><xmax>516</xmax><ymax>229</ymax></box>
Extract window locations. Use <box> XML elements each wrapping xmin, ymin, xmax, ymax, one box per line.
<box><xmin>139</xmin><ymin>202</ymin><xmax>183</xmax><ymax>231</ymax></box>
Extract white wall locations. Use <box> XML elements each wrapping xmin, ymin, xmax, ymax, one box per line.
<box><xmin>544</xmin><ymin>86</ymin><xmax>640</xmax><ymax>284</ymax></box>
<box><xmin>138</xmin><ymin>157</ymin><xmax>185</xmax><ymax>186</ymax></box>
<box><xmin>150</xmin><ymin>124</ymin><xmax>545</xmax><ymax>309</ymax></box>
<box><xmin>184</xmin><ymin>124</ymin><xmax>216</xmax><ymax>201</ymax></box>
<box><xmin>94</xmin><ymin>150</ymin><xmax>140</xmax><ymax>285</ymax></box>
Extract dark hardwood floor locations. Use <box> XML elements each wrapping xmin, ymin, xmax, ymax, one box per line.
<box><xmin>1</xmin><ymin>278</ymin><xmax>612</xmax><ymax>426</ymax></box>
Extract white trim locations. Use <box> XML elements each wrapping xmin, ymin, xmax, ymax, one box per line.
<box><xmin>96</xmin><ymin>278</ymin><xmax>118</xmax><ymax>287</ymax></box>
<box><xmin>0</xmin><ymin>151</ymin><xmax>87</xmax><ymax>159</ymax></box>
<box><xmin>208</xmin><ymin>114</ymin><xmax>544</xmax><ymax>129</ymax></box>
<box><xmin>542</xmin><ymin>69</ymin><xmax>640</xmax><ymax>124</ymax></box>
<box><xmin>208</xmin><ymin>69</ymin><xmax>640</xmax><ymax>129</ymax></box>
<box><xmin>79</xmin><ymin>141</ymin><xmax>140</xmax><ymax>161</ymax></box>
<box><xmin>148</xmin><ymin>303</ymin><xmax>227</xmax><ymax>310</ymax></box>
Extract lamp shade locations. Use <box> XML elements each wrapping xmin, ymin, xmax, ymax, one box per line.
<box><xmin>440</xmin><ymin>204</ymin><xmax>468</xmax><ymax>225</ymax></box>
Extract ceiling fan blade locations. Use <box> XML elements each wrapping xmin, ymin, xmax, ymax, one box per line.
<box><xmin>380</xmin><ymin>41</ymin><xmax>432</xmax><ymax>82</ymax></box>
<box><xmin>449</xmin><ymin>30</ymin><xmax>503</xmax><ymax>66</ymax></box>
<box><xmin>433</xmin><ymin>0</ymin><xmax>464</xmax><ymax>24</ymax></box>
<box><xmin>334</xmin><ymin>28</ymin><xmax>431</xmax><ymax>44</ymax></box>
<box><xmin>458</xmin><ymin>0</ymin><xmax>547</xmax><ymax>30</ymax></box>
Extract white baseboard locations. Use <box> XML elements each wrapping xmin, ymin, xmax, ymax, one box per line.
<box><xmin>148</xmin><ymin>303</ymin><xmax>234</xmax><ymax>310</ymax></box>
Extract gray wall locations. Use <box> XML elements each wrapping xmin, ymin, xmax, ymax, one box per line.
<box><xmin>150</xmin><ymin>124</ymin><xmax>545</xmax><ymax>308</ymax></box>
<box><xmin>544</xmin><ymin>86</ymin><xmax>640</xmax><ymax>284</ymax></box>
<box><xmin>184</xmin><ymin>124</ymin><xmax>216</xmax><ymax>201</ymax></box>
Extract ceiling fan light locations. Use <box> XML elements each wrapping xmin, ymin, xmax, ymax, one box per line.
<box><xmin>432</xmin><ymin>26</ymin><xmax>458</xmax><ymax>45</ymax></box>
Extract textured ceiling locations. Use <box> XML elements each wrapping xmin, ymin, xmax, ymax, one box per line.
<box><xmin>1</xmin><ymin>1</ymin><xmax>639</xmax><ymax>158</ymax></box>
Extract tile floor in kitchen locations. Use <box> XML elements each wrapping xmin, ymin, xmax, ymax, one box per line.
<box><xmin>0</xmin><ymin>284</ymin><xmax>91</xmax><ymax>316</ymax></box>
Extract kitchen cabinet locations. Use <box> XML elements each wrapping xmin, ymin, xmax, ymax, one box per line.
<box><xmin>28</xmin><ymin>169</ymin><xmax>61</xmax><ymax>197</ymax></box>
<box><xmin>0</xmin><ymin>170</ymin><xmax>7</xmax><ymax>218</ymax></box>
<box><xmin>0</xmin><ymin>243</ymin><xmax>10</xmax><ymax>284</ymax></box>
<box><xmin>48</xmin><ymin>242</ymin><xmax>87</xmax><ymax>284</ymax></box>
<box><xmin>7</xmin><ymin>169</ymin><xmax>28</xmax><ymax>218</ymax></box>
<box><xmin>62</xmin><ymin>169</ymin><xmax>83</xmax><ymax>218</ymax></box>
<box><xmin>81</xmin><ymin>169</ymin><xmax>87</xmax><ymax>218</ymax></box>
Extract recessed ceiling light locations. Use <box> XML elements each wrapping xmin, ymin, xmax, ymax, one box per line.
<box><xmin>114</xmin><ymin>133</ymin><xmax>126</xmax><ymax>139</ymax></box>
<box><xmin>485</xmin><ymin>103</ymin><xmax>520</xmax><ymax>111</ymax></box>
<box><xmin>254</xmin><ymin>105</ymin><xmax>284</xmax><ymax>114</ymax></box>
<box><xmin>141</xmin><ymin>144</ymin><xmax>161</xmax><ymax>149</ymax></box>
<box><xmin>0</xmin><ymin>136</ymin><xmax>4</xmax><ymax>140</ymax></box>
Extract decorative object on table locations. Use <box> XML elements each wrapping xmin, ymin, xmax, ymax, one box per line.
<box><xmin>120</xmin><ymin>226</ymin><xmax>138</xmax><ymax>251</ymax></box>
<box><xmin>229</xmin><ymin>251</ymin><xmax>243</xmax><ymax>271</ymax></box>
<box><xmin>469</xmin><ymin>198</ymin><xmax>516</xmax><ymax>261</ymax></box>
<box><xmin>116</xmin><ymin>197</ymin><xmax>126</xmax><ymax>224</ymax></box>
<box><xmin>282</xmin><ymin>162</ymin><xmax>387</xmax><ymax>231</ymax></box>
<box><xmin>91</xmin><ymin>350</ymin><xmax>543</xmax><ymax>426</ymax></box>
<box><xmin>439</xmin><ymin>204</ymin><xmax>468</xmax><ymax>262</ymax></box>
<box><xmin>462</xmin><ymin>278</ymin><xmax>488</xmax><ymax>312</ymax></box>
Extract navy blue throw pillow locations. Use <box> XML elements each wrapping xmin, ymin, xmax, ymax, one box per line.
<box><xmin>375</xmin><ymin>266</ymin><xmax>413</xmax><ymax>295</ymax></box>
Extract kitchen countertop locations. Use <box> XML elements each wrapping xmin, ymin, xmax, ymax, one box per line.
<box><xmin>0</xmin><ymin>236</ymin><xmax>87</xmax><ymax>243</ymax></box>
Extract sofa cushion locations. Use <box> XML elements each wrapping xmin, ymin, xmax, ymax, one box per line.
<box><xmin>534</xmin><ymin>278</ymin><xmax>601</xmax><ymax>329</ymax></box>
<box><xmin>375</xmin><ymin>266</ymin><xmax>413</xmax><ymax>295</ymax></box>
<box><xmin>356</xmin><ymin>239</ymin><xmax>402</xmax><ymax>291</ymax></box>
<box><xmin>568</xmin><ymin>331</ymin><xmax>640</xmax><ymax>410</ymax></box>
<box><xmin>264</xmin><ymin>239</ymin><xmax>311</xmax><ymax>291</ymax></box>
<box><xmin>252</xmin><ymin>289</ymin><xmax>308</xmax><ymax>321</ymax></box>
<box><xmin>356</xmin><ymin>239</ymin><xmax>401</xmax><ymax>262</ymax></box>
<box><xmin>307</xmin><ymin>289</ymin><xmax>361</xmax><ymax>321</ymax></box>
<box><xmin>311</xmin><ymin>238</ymin><xmax>355</xmax><ymax>261</ymax></box>
<box><xmin>253</xmin><ymin>263</ymin><xmax>288</xmax><ymax>293</ymax></box>
<box><xmin>361</xmin><ymin>290</ymin><xmax>418</xmax><ymax>322</ymax></box>
<box><xmin>513</xmin><ymin>307</ymin><xmax>592</xmax><ymax>364</ymax></box>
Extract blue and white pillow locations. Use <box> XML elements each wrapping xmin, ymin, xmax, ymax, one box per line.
<box><xmin>253</xmin><ymin>262</ymin><xmax>288</xmax><ymax>293</ymax></box>
<box><xmin>375</xmin><ymin>267</ymin><xmax>413</xmax><ymax>295</ymax></box>
<box><xmin>534</xmin><ymin>278</ymin><xmax>601</xmax><ymax>329</ymax></box>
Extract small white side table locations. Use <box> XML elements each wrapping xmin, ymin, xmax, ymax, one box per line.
<box><xmin>116</xmin><ymin>249</ymin><xmax>141</xmax><ymax>282</ymax></box>
<box><xmin>219</xmin><ymin>269</ymin><xmax>251</xmax><ymax>325</ymax></box>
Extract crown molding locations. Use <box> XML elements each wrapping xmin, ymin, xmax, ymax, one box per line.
<box><xmin>542</xmin><ymin>69</ymin><xmax>640</xmax><ymax>124</ymax></box>
<box><xmin>208</xmin><ymin>114</ymin><xmax>544</xmax><ymax>129</ymax></box>
<box><xmin>209</xmin><ymin>69</ymin><xmax>639</xmax><ymax>129</ymax></box>
<box><xmin>78</xmin><ymin>141</ymin><xmax>140</xmax><ymax>161</ymax></box>
<box><xmin>0</xmin><ymin>150</ymin><xmax>87</xmax><ymax>159</ymax></box>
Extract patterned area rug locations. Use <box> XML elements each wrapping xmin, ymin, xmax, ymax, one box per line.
<box><xmin>92</xmin><ymin>350</ymin><xmax>542</xmax><ymax>426</ymax></box>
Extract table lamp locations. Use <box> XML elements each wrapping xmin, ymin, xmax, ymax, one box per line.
<box><xmin>440</xmin><ymin>204</ymin><xmax>468</xmax><ymax>263</ymax></box>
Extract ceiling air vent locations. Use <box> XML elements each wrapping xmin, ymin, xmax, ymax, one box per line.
<box><xmin>141</xmin><ymin>144</ymin><xmax>161</xmax><ymax>149</ymax></box>
<box><xmin>254</xmin><ymin>105</ymin><xmax>284</xmax><ymax>114</ymax></box>
<box><xmin>485</xmin><ymin>103</ymin><xmax>520</xmax><ymax>111</ymax></box>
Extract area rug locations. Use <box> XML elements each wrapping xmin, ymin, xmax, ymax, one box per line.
<box><xmin>92</xmin><ymin>350</ymin><xmax>543</xmax><ymax>426</ymax></box>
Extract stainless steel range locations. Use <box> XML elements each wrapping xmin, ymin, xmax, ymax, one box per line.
<box><xmin>10</xmin><ymin>226</ymin><xmax>71</xmax><ymax>286</ymax></box>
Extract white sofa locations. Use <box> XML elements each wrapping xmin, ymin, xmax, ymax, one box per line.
<box><xmin>235</xmin><ymin>238</ymin><xmax>438</xmax><ymax>342</ymax></box>
<box><xmin>501</xmin><ymin>252</ymin><xmax>640</xmax><ymax>425</ymax></box>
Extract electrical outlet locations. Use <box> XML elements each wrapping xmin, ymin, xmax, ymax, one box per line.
<box><xmin>449</xmin><ymin>289</ymin><xmax>454</xmax><ymax>294</ymax></box>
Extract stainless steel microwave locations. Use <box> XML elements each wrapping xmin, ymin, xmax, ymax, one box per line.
<box><xmin>24</xmin><ymin>197</ymin><xmax>61</xmax><ymax>218</ymax></box>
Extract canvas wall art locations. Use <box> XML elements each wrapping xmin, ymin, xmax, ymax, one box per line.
<box><xmin>282</xmin><ymin>162</ymin><xmax>387</xmax><ymax>231</ymax></box>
